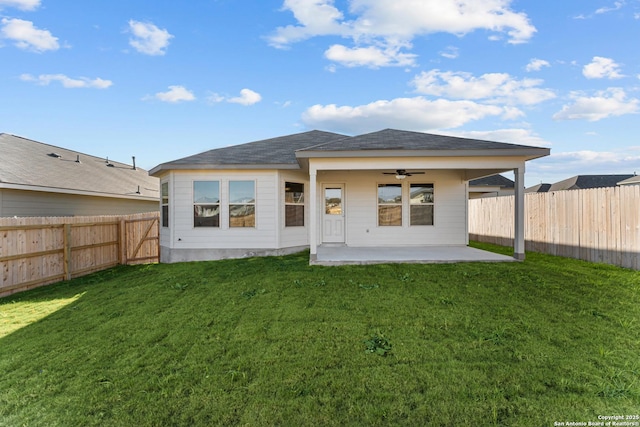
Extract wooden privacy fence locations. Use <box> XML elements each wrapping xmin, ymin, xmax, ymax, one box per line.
<box><xmin>0</xmin><ymin>212</ymin><xmax>159</xmax><ymax>297</ymax></box>
<box><xmin>468</xmin><ymin>186</ymin><xmax>640</xmax><ymax>270</ymax></box>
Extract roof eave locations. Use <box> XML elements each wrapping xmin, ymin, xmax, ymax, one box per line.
<box><xmin>0</xmin><ymin>182</ymin><xmax>159</xmax><ymax>201</ymax></box>
<box><xmin>295</xmin><ymin>148</ymin><xmax>550</xmax><ymax>160</ymax></box>
<box><xmin>149</xmin><ymin>163</ymin><xmax>301</xmax><ymax>176</ymax></box>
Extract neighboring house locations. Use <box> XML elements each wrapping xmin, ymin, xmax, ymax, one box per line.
<box><xmin>0</xmin><ymin>133</ymin><xmax>159</xmax><ymax>217</ymax></box>
<box><xmin>525</xmin><ymin>183</ymin><xmax>551</xmax><ymax>193</ymax></box>
<box><xmin>150</xmin><ymin>129</ymin><xmax>549</xmax><ymax>263</ymax></box>
<box><xmin>617</xmin><ymin>175</ymin><xmax>640</xmax><ymax>186</ymax></box>
<box><xmin>548</xmin><ymin>174</ymin><xmax>635</xmax><ymax>191</ymax></box>
<box><xmin>468</xmin><ymin>174</ymin><xmax>514</xmax><ymax>199</ymax></box>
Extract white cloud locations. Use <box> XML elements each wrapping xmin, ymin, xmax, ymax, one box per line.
<box><xmin>440</xmin><ymin>46</ymin><xmax>459</xmax><ymax>59</ymax></box>
<box><xmin>151</xmin><ymin>85</ymin><xmax>195</xmax><ymax>103</ymax></box>
<box><xmin>0</xmin><ymin>0</ymin><xmax>40</xmax><ymax>10</ymax></box>
<box><xmin>1</xmin><ymin>18</ymin><xmax>59</xmax><ymax>52</ymax></box>
<box><xmin>128</xmin><ymin>20</ymin><xmax>173</xmax><ymax>56</ymax></box>
<box><xmin>583</xmin><ymin>56</ymin><xmax>624</xmax><ymax>79</ymax></box>
<box><xmin>228</xmin><ymin>88</ymin><xmax>262</xmax><ymax>105</ymax></box>
<box><xmin>268</xmin><ymin>0</ymin><xmax>536</xmax><ymax>67</ymax></box>
<box><xmin>268</xmin><ymin>0</ymin><xmax>347</xmax><ymax>47</ymax></box>
<box><xmin>412</xmin><ymin>69</ymin><xmax>555</xmax><ymax>105</ymax></box>
<box><xmin>525</xmin><ymin>58</ymin><xmax>550</xmax><ymax>72</ymax></box>
<box><xmin>20</xmin><ymin>73</ymin><xmax>113</xmax><ymax>89</ymax></box>
<box><xmin>530</xmin><ymin>148</ymin><xmax>640</xmax><ymax>185</ymax></box>
<box><xmin>448</xmin><ymin>128</ymin><xmax>551</xmax><ymax>147</ymax></box>
<box><xmin>553</xmin><ymin>88</ymin><xmax>639</xmax><ymax>121</ymax></box>
<box><xmin>595</xmin><ymin>1</ymin><xmax>624</xmax><ymax>14</ymax></box>
<box><xmin>541</xmin><ymin>150</ymin><xmax>640</xmax><ymax>173</ymax></box>
<box><xmin>324</xmin><ymin>43</ymin><xmax>416</xmax><ymax>68</ymax></box>
<box><xmin>301</xmin><ymin>96</ymin><xmax>509</xmax><ymax>134</ymax></box>
<box><xmin>208</xmin><ymin>88</ymin><xmax>262</xmax><ymax>106</ymax></box>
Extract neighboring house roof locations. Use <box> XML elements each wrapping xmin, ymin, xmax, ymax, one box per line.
<box><xmin>548</xmin><ymin>174</ymin><xmax>635</xmax><ymax>191</ymax></box>
<box><xmin>0</xmin><ymin>133</ymin><xmax>158</xmax><ymax>200</ymax></box>
<box><xmin>617</xmin><ymin>175</ymin><xmax>640</xmax><ymax>186</ymax></box>
<box><xmin>469</xmin><ymin>174</ymin><xmax>514</xmax><ymax>188</ymax></box>
<box><xmin>525</xmin><ymin>183</ymin><xmax>551</xmax><ymax>193</ymax></box>
<box><xmin>150</xmin><ymin>129</ymin><xmax>550</xmax><ymax>176</ymax></box>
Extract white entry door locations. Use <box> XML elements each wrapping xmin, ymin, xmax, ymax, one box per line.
<box><xmin>322</xmin><ymin>185</ymin><xmax>345</xmax><ymax>243</ymax></box>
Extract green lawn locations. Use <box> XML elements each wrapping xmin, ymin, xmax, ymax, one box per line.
<box><xmin>1</xmin><ymin>243</ymin><xmax>639</xmax><ymax>426</ymax></box>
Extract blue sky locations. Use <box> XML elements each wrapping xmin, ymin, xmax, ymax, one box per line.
<box><xmin>2</xmin><ymin>0</ymin><xmax>639</xmax><ymax>186</ymax></box>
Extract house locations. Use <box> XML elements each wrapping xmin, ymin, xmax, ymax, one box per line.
<box><xmin>548</xmin><ymin>174</ymin><xmax>635</xmax><ymax>191</ymax></box>
<box><xmin>617</xmin><ymin>175</ymin><xmax>640</xmax><ymax>186</ymax></box>
<box><xmin>0</xmin><ymin>133</ymin><xmax>159</xmax><ymax>217</ymax></box>
<box><xmin>468</xmin><ymin>174</ymin><xmax>514</xmax><ymax>199</ymax></box>
<box><xmin>525</xmin><ymin>183</ymin><xmax>551</xmax><ymax>193</ymax></box>
<box><xmin>149</xmin><ymin>129</ymin><xmax>549</xmax><ymax>263</ymax></box>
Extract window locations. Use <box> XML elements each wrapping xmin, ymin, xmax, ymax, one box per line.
<box><xmin>229</xmin><ymin>181</ymin><xmax>255</xmax><ymax>227</ymax></box>
<box><xmin>378</xmin><ymin>184</ymin><xmax>402</xmax><ymax>226</ymax></box>
<box><xmin>161</xmin><ymin>182</ymin><xmax>169</xmax><ymax>227</ymax></box>
<box><xmin>285</xmin><ymin>182</ymin><xmax>304</xmax><ymax>227</ymax></box>
<box><xmin>410</xmin><ymin>184</ymin><xmax>434</xmax><ymax>226</ymax></box>
<box><xmin>193</xmin><ymin>181</ymin><xmax>220</xmax><ymax>227</ymax></box>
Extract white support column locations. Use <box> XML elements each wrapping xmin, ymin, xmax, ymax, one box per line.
<box><xmin>514</xmin><ymin>166</ymin><xmax>525</xmax><ymax>260</ymax></box>
<box><xmin>309</xmin><ymin>169</ymin><xmax>318</xmax><ymax>260</ymax></box>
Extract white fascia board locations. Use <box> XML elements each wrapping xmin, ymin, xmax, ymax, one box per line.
<box><xmin>308</xmin><ymin>156</ymin><xmax>529</xmax><ymax>171</ymax></box>
<box><xmin>149</xmin><ymin>163</ymin><xmax>300</xmax><ymax>176</ymax></box>
<box><xmin>296</xmin><ymin>148</ymin><xmax>550</xmax><ymax>161</ymax></box>
<box><xmin>0</xmin><ymin>182</ymin><xmax>159</xmax><ymax>201</ymax></box>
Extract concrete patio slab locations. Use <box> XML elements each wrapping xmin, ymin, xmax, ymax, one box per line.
<box><xmin>312</xmin><ymin>245</ymin><xmax>516</xmax><ymax>266</ymax></box>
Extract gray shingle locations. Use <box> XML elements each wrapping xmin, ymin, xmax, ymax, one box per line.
<box><xmin>156</xmin><ymin>130</ymin><xmax>347</xmax><ymax>169</ymax></box>
<box><xmin>0</xmin><ymin>133</ymin><xmax>159</xmax><ymax>199</ymax></box>
<box><xmin>549</xmin><ymin>175</ymin><xmax>635</xmax><ymax>191</ymax></box>
<box><xmin>469</xmin><ymin>174</ymin><xmax>515</xmax><ymax>188</ymax></box>
<box><xmin>299</xmin><ymin>129</ymin><xmax>538</xmax><ymax>152</ymax></box>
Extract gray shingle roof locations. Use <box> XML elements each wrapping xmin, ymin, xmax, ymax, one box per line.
<box><xmin>0</xmin><ymin>133</ymin><xmax>159</xmax><ymax>199</ymax></box>
<box><xmin>525</xmin><ymin>183</ymin><xmax>551</xmax><ymax>193</ymax></box>
<box><xmin>298</xmin><ymin>129</ymin><xmax>542</xmax><ymax>152</ymax></box>
<box><xmin>549</xmin><ymin>175</ymin><xmax>635</xmax><ymax>191</ymax></box>
<box><xmin>150</xmin><ymin>130</ymin><xmax>347</xmax><ymax>174</ymax></box>
<box><xmin>150</xmin><ymin>128</ymin><xmax>550</xmax><ymax>175</ymax></box>
<box><xmin>469</xmin><ymin>174</ymin><xmax>515</xmax><ymax>188</ymax></box>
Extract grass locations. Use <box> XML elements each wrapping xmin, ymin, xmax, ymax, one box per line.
<box><xmin>1</xmin><ymin>242</ymin><xmax>639</xmax><ymax>426</ymax></box>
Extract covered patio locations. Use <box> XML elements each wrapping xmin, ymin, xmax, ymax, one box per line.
<box><xmin>312</xmin><ymin>244</ymin><xmax>516</xmax><ymax>266</ymax></box>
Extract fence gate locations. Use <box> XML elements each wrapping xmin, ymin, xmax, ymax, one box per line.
<box><xmin>121</xmin><ymin>215</ymin><xmax>159</xmax><ymax>265</ymax></box>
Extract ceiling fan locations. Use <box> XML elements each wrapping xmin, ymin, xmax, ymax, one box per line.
<box><xmin>383</xmin><ymin>169</ymin><xmax>425</xmax><ymax>180</ymax></box>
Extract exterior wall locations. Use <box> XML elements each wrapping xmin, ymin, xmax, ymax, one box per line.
<box><xmin>159</xmin><ymin>170</ymin><xmax>312</xmax><ymax>262</ymax></box>
<box><xmin>0</xmin><ymin>188</ymin><xmax>158</xmax><ymax>217</ymax></box>
<box><xmin>278</xmin><ymin>170</ymin><xmax>310</xmax><ymax>249</ymax></box>
<box><xmin>317</xmin><ymin>170</ymin><xmax>468</xmax><ymax>247</ymax></box>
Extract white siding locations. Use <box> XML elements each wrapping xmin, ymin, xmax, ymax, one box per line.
<box><xmin>278</xmin><ymin>171</ymin><xmax>310</xmax><ymax>248</ymax></box>
<box><xmin>0</xmin><ymin>189</ymin><xmax>158</xmax><ymax>217</ymax></box>
<box><xmin>166</xmin><ymin>170</ymin><xmax>280</xmax><ymax>250</ymax></box>
<box><xmin>318</xmin><ymin>170</ymin><xmax>468</xmax><ymax>247</ymax></box>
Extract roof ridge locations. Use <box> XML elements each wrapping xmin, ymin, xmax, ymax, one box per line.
<box><xmin>295</xmin><ymin>133</ymin><xmax>353</xmax><ymax>151</ymax></box>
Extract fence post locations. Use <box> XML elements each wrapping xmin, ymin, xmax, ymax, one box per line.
<box><xmin>64</xmin><ymin>223</ymin><xmax>72</xmax><ymax>281</ymax></box>
<box><xmin>119</xmin><ymin>218</ymin><xmax>127</xmax><ymax>265</ymax></box>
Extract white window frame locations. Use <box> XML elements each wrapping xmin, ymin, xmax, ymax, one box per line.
<box><xmin>285</xmin><ymin>181</ymin><xmax>305</xmax><ymax>227</ymax></box>
<box><xmin>161</xmin><ymin>181</ymin><xmax>169</xmax><ymax>228</ymax></box>
<box><xmin>409</xmin><ymin>183</ymin><xmax>435</xmax><ymax>226</ymax></box>
<box><xmin>229</xmin><ymin>180</ymin><xmax>256</xmax><ymax>228</ymax></box>
<box><xmin>377</xmin><ymin>183</ymin><xmax>403</xmax><ymax>226</ymax></box>
<box><xmin>193</xmin><ymin>180</ymin><xmax>220</xmax><ymax>228</ymax></box>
